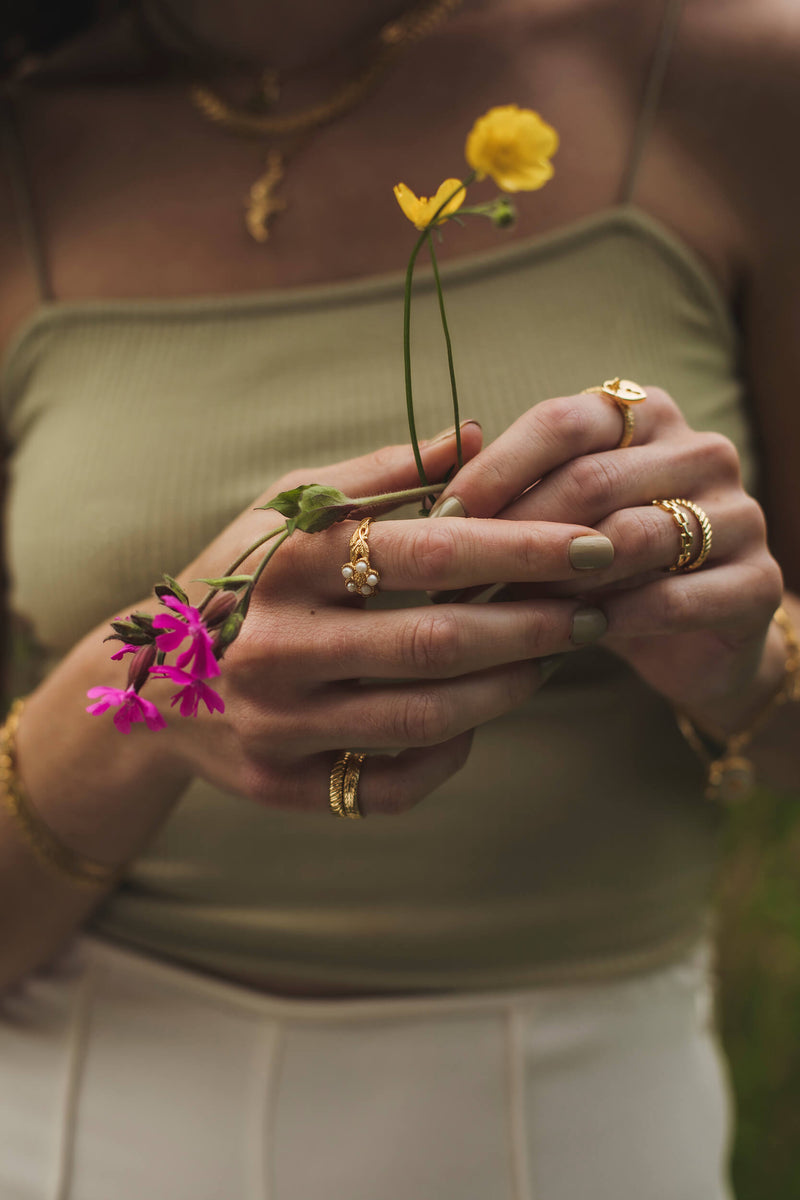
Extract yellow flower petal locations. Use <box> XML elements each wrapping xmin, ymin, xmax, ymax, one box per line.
<box><xmin>465</xmin><ymin>105</ymin><xmax>558</xmax><ymax>193</ymax></box>
<box><xmin>393</xmin><ymin>178</ymin><xmax>465</xmax><ymax>230</ymax></box>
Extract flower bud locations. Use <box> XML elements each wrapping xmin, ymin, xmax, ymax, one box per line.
<box><xmin>490</xmin><ymin>197</ymin><xmax>517</xmax><ymax>229</ymax></box>
<box><xmin>203</xmin><ymin>590</ymin><xmax>240</xmax><ymax>629</ymax></box>
<box><xmin>127</xmin><ymin>643</ymin><xmax>157</xmax><ymax>691</ymax></box>
<box><xmin>215</xmin><ymin>612</ymin><xmax>244</xmax><ymax>654</ymax></box>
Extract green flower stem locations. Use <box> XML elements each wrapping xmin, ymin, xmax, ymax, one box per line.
<box><xmin>198</xmin><ymin>523</ymin><xmax>285</xmax><ymax>611</ymax></box>
<box><xmin>402</xmin><ymin>173</ymin><xmax>475</xmax><ymax>488</ymax></box>
<box><xmin>402</xmin><ymin>230</ymin><xmax>431</xmax><ymax>487</ymax></box>
<box><xmin>348</xmin><ymin>481</ymin><xmax>447</xmax><ymax>512</ymax></box>
<box><xmin>426</xmin><ymin>231</ymin><xmax>462</xmax><ymax>469</ymax></box>
<box><xmin>240</xmin><ymin>527</ymin><xmax>292</xmax><ymax>620</ymax></box>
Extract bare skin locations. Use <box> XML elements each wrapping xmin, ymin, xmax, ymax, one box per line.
<box><xmin>0</xmin><ymin>0</ymin><xmax>798</xmax><ymax>995</ymax></box>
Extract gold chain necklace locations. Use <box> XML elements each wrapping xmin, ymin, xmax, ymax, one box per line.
<box><xmin>182</xmin><ymin>0</ymin><xmax>464</xmax><ymax>242</ymax></box>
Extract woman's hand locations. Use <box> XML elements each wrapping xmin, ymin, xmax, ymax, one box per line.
<box><xmin>158</xmin><ymin>424</ymin><xmax>617</xmax><ymax>815</ymax></box>
<box><xmin>428</xmin><ymin>388</ymin><xmax>785</xmax><ymax>734</ymax></box>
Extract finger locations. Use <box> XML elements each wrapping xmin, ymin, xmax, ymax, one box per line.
<box><xmin>262</xmin><ymin>421</ymin><xmax>484</xmax><ymax>509</ymax></box>
<box><xmin>600</xmin><ymin>558</ymin><xmax>783</xmax><ymax>640</ymax></box>
<box><xmin>249</xmin><ymin>733</ymin><xmax>476</xmax><ymax>816</ymax></box>
<box><xmin>257</xmin><ymin>658</ymin><xmax>557</xmax><ymax>754</ymax></box>
<box><xmin>277</xmin><ymin>515</ymin><xmax>615</xmax><ymax>599</ymax></box>
<box><xmin>543</xmin><ymin>493</ymin><xmax>766</xmax><ymax>596</ymax></box>
<box><xmin>427</xmin><ymin>387</ymin><xmax>683</xmax><ymax>520</ymax></box>
<box><xmin>503</xmin><ymin>431</ymin><xmax>742</xmax><ymax>527</ymax></box>
<box><xmin>261</xmin><ymin>599</ymin><xmax>606</xmax><ymax>683</ymax></box>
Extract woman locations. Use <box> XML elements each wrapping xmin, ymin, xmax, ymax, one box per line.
<box><xmin>0</xmin><ymin>0</ymin><xmax>797</xmax><ymax>1196</ymax></box>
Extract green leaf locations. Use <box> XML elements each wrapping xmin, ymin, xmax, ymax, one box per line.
<box><xmin>193</xmin><ymin>574</ymin><xmax>253</xmax><ymax>589</ymax></box>
<box><xmin>256</xmin><ymin>484</ymin><xmax>355</xmax><ymax>533</ymax></box>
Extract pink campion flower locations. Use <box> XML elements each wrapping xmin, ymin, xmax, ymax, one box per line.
<box><xmin>149</xmin><ymin>665</ymin><xmax>225</xmax><ymax>719</ymax></box>
<box><xmin>86</xmin><ymin>686</ymin><xmax>166</xmax><ymax>734</ymax></box>
<box><xmin>152</xmin><ymin>596</ymin><xmax>220</xmax><ymax>679</ymax></box>
<box><xmin>110</xmin><ymin>643</ymin><xmax>138</xmax><ymax>660</ymax></box>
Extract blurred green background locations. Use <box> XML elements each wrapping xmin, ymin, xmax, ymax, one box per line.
<box><xmin>716</xmin><ymin>785</ymin><xmax>800</xmax><ymax>1200</ymax></box>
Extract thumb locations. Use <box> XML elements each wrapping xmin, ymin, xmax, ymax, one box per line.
<box><xmin>288</xmin><ymin>420</ymin><xmax>483</xmax><ymax>501</ymax></box>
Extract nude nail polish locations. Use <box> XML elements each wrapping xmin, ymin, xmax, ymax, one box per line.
<box><xmin>429</xmin><ymin>495</ymin><xmax>466</xmax><ymax>519</ymax></box>
<box><xmin>569</xmin><ymin>535</ymin><xmax>614</xmax><ymax>570</ymax></box>
<box><xmin>571</xmin><ymin>607</ymin><xmax>607</xmax><ymax>645</ymax></box>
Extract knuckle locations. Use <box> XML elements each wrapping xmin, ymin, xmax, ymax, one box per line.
<box><xmin>416</xmin><ymin>523</ymin><xmax>459</xmax><ymax>583</ymax></box>
<box><xmin>569</xmin><ymin>454</ymin><xmax>620</xmax><ymax>512</ymax></box>
<box><xmin>739</xmin><ymin>497</ymin><xmax>768</xmax><ymax>544</ymax></box>
<box><xmin>748</xmin><ymin>555</ymin><xmax>784</xmax><ymax>614</ymax></box>
<box><xmin>645</xmin><ymin>386</ymin><xmax>684</xmax><ymax>425</ymax></box>
<box><xmin>659</xmin><ymin>583</ymin><xmax>694</xmax><ymax>631</ymax></box>
<box><xmin>392</xmin><ymin>687</ymin><xmax>452</xmax><ymax>746</ymax></box>
<box><xmin>238</xmin><ymin>758</ymin><xmax>279</xmax><ymax>806</ymax></box>
<box><xmin>371</xmin><ymin>442</ymin><xmax>403</xmax><ymax>472</ymax></box>
<box><xmin>628</xmin><ymin>506</ymin><xmax>666</xmax><ymax>560</ymax></box>
<box><xmin>538</xmin><ymin>397</ymin><xmax>594</xmax><ymax>456</ymax></box>
<box><xmin>694</xmin><ymin>432</ymin><xmax>742</xmax><ymax>483</ymax></box>
<box><xmin>406</xmin><ymin>608</ymin><xmax>463</xmax><ymax>676</ymax></box>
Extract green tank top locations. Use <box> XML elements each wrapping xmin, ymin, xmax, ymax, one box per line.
<box><xmin>1</xmin><ymin>204</ymin><xmax>756</xmax><ymax>989</ymax></box>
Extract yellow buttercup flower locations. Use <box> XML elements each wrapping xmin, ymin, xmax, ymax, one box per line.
<box><xmin>465</xmin><ymin>105</ymin><xmax>558</xmax><ymax>192</ymax></box>
<box><xmin>393</xmin><ymin>178</ymin><xmax>465</xmax><ymax>230</ymax></box>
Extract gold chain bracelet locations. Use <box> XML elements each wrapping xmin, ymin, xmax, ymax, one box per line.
<box><xmin>674</xmin><ymin>606</ymin><xmax>800</xmax><ymax>804</ymax></box>
<box><xmin>0</xmin><ymin>699</ymin><xmax>123</xmax><ymax>888</ymax></box>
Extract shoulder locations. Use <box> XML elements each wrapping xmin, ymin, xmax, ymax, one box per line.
<box><xmin>672</xmin><ymin>0</ymin><xmax>800</xmax><ymax>246</ymax></box>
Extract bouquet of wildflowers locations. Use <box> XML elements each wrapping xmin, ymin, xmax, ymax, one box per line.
<box><xmin>88</xmin><ymin>105</ymin><xmax>558</xmax><ymax>733</ymax></box>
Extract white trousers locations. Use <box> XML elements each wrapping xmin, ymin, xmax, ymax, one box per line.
<box><xmin>0</xmin><ymin>936</ymin><xmax>734</xmax><ymax>1200</ymax></box>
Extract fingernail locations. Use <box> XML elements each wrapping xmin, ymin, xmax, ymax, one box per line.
<box><xmin>429</xmin><ymin>495</ymin><xmax>466</xmax><ymax>519</ymax></box>
<box><xmin>538</xmin><ymin>654</ymin><xmax>565</xmax><ymax>683</ymax></box>
<box><xmin>569</xmin><ymin>535</ymin><xmax>614</xmax><ymax>571</ymax></box>
<box><xmin>428</xmin><ymin>419</ymin><xmax>482</xmax><ymax>446</ymax></box>
<box><xmin>571</xmin><ymin>606</ymin><xmax>607</xmax><ymax>645</ymax></box>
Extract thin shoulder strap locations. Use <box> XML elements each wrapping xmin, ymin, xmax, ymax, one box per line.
<box><xmin>619</xmin><ymin>0</ymin><xmax>686</xmax><ymax>205</ymax></box>
<box><xmin>1</xmin><ymin>87</ymin><xmax>54</xmax><ymax>301</ymax></box>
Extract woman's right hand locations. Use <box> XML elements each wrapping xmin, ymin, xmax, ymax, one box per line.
<box><xmin>160</xmin><ymin>425</ymin><xmax>613</xmax><ymax>816</ymax></box>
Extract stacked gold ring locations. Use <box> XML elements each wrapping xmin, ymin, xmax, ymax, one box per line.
<box><xmin>652</xmin><ymin>498</ymin><xmax>713</xmax><ymax>572</ymax></box>
<box><xmin>329</xmin><ymin>750</ymin><xmax>366</xmax><ymax>819</ymax></box>
<box><xmin>581</xmin><ymin>377</ymin><xmax>647</xmax><ymax>449</ymax></box>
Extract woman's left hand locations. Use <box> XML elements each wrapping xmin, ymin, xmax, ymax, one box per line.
<box><xmin>431</xmin><ymin>386</ymin><xmax>785</xmax><ymax>730</ymax></box>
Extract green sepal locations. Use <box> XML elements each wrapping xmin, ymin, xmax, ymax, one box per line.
<box><xmin>106</xmin><ymin>622</ymin><xmax>155</xmax><ymax>646</ymax></box>
<box><xmin>256</xmin><ymin>484</ymin><xmax>355</xmax><ymax>533</ymax></box>
<box><xmin>129</xmin><ymin>612</ymin><xmax>156</xmax><ymax>631</ymax></box>
<box><xmin>154</xmin><ymin>574</ymin><xmax>190</xmax><ymax>605</ymax></box>
<box><xmin>193</xmin><ymin>574</ymin><xmax>253</xmax><ymax>589</ymax></box>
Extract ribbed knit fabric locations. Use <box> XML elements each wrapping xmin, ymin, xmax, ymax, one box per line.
<box><xmin>1</xmin><ymin>207</ymin><xmax>756</xmax><ymax>990</ymax></box>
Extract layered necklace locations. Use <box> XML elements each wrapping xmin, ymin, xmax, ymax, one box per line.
<box><xmin>139</xmin><ymin>0</ymin><xmax>464</xmax><ymax>242</ymax></box>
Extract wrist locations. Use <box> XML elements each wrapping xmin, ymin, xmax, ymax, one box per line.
<box><xmin>15</xmin><ymin>626</ymin><xmax>191</xmax><ymax>868</ymax></box>
<box><xmin>675</xmin><ymin>605</ymin><xmax>800</xmax><ymax>803</ymax></box>
<box><xmin>682</xmin><ymin>619</ymin><xmax>788</xmax><ymax>742</ymax></box>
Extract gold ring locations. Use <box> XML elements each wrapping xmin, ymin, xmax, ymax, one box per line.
<box><xmin>652</xmin><ymin>498</ymin><xmax>713</xmax><ymax>572</ymax></box>
<box><xmin>341</xmin><ymin>517</ymin><xmax>381</xmax><ymax>597</ymax></box>
<box><xmin>329</xmin><ymin>750</ymin><xmax>365</xmax><ymax>819</ymax></box>
<box><xmin>652</xmin><ymin>499</ymin><xmax>696</xmax><ymax>571</ymax></box>
<box><xmin>581</xmin><ymin>377</ymin><xmax>647</xmax><ymax>449</ymax></box>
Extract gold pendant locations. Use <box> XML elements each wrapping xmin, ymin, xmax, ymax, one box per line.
<box><xmin>245</xmin><ymin>149</ymin><xmax>286</xmax><ymax>243</ymax></box>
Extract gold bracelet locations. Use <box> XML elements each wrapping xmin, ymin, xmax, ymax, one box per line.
<box><xmin>0</xmin><ymin>699</ymin><xmax>123</xmax><ymax>888</ymax></box>
<box><xmin>674</xmin><ymin>606</ymin><xmax>800</xmax><ymax>804</ymax></box>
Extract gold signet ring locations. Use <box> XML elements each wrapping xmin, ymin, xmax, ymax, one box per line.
<box><xmin>581</xmin><ymin>377</ymin><xmax>647</xmax><ymax>448</ymax></box>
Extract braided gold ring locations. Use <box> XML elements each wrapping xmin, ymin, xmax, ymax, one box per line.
<box><xmin>341</xmin><ymin>517</ymin><xmax>380</xmax><ymax>597</ymax></box>
<box><xmin>652</xmin><ymin>499</ymin><xmax>696</xmax><ymax>571</ymax></box>
<box><xmin>652</xmin><ymin>498</ymin><xmax>713</xmax><ymax>572</ymax></box>
<box><xmin>581</xmin><ymin>377</ymin><xmax>647</xmax><ymax>449</ymax></box>
<box><xmin>329</xmin><ymin>750</ymin><xmax>366</xmax><ymax>819</ymax></box>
